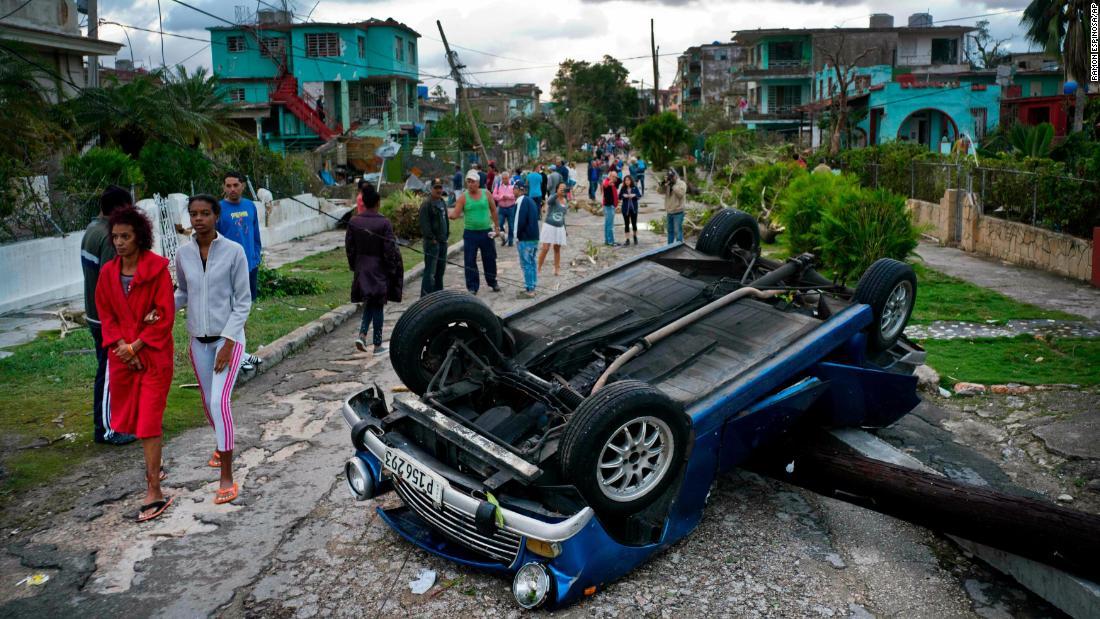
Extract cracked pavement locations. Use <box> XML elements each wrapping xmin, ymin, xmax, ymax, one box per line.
<box><xmin>0</xmin><ymin>199</ymin><xmax>1080</xmax><ymax>618</ymax></box>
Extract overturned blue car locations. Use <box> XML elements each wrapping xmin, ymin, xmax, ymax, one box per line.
<box><xmin>341</xmin><ymin>209</ymin><xmax>923</xmax><ymax>609</ymax></box>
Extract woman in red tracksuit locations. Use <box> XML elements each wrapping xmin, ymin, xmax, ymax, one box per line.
<box><xmin>96</xmin><ymin>207</ymin><xmax>176</xmax><ymax>523</ymax></box>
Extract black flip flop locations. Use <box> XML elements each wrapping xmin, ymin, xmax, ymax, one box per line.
<box><xmin>136</xmin><ymin>496</ymin><xmax>174</xmax><ymax>523</ymax></box>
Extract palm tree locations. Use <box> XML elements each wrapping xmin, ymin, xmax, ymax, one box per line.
<box><xmin>162</xmin><ymin>66</ymin><xmax>245</xmax><ymax>147</ymax></box>
<box><xmin>1021</xmin><ymin>0</ymin><xmax>1091</xmax><ymax>133</ymax></box>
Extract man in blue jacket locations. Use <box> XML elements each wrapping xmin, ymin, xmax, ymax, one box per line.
<box><xmin>512</xmin><ymin>180</ymin><xmax>540</xmax><ymax>298</ymax></box>
<box><xmin>587</xmin><ymin>157</ymin><xmax>601</xmax><ymax>200</ymax></box>
<box><xmin>217</xmin><ymin>171</ymin><xmax>263</xmax><ymax>370</ymax></box>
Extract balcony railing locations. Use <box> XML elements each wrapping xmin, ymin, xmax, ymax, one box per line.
<box><xmin>770</xmin><ymin>59</ymin><xmax>807</xmax><ymax>69</ymax></box>
<box><xmin>355</xmin><ymin>105</ymin><xmax>417</xmax><ymax>130</ymax></box>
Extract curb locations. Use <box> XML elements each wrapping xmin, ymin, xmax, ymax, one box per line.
<box><xmin>239</xmin><ymin>239</ymin><xmax>465</xmax><ymax>384</ymax></box>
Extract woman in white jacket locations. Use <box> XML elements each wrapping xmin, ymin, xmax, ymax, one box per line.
<box><xmin>175</xmin><ymin>194</ymin><xmax>252</xmax><ymax>505</ymax></box>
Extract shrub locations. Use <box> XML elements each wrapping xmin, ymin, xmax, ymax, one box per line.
<box><xmin>138</xmin><ymin>141</ymin><xmax>214</xmax><ymax>196</ymax></box>
<box><xmin>381</xmin><ymin>189</ymin><xmax>423</xmax><ymax>240</ymax></box>
<box><xmin>777</xmin><ymin>173</ymin><xmax>861</xmax><ymax>254</ymax></box>
<box><xmin>731</xmin><ymin>162</ymin><xmax>806</xmax><ymax>216</ymax></box>
<box><xmin>212</xmin><ymin>141</ymin><xmax>314</xmax><ymax>197</ymax></box>
<box><xmin>257</xmin><ymin>265</ymin><xmax>323</xmax><ymax>298</ymax></box>
<box><xmin>815</xmin><ymin>187</ymin><xmax>919</xmax><ymax>281</ymax></box>
<box><xmin>58</xmin><ymin>147</ymin><xmax>145</xmax><ymax>228</ymax></box>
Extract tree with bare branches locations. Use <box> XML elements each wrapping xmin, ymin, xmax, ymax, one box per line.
<box><xmin>814</xmin><ymin>31</ymin><xmax>873</xmax><ymax>156</ymax></box>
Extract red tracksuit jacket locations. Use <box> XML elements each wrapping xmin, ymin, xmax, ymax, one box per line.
<box><xmin>95</xmin><ymin>251</ymin><xmax>175</xmax><ymax>439</ymax></box>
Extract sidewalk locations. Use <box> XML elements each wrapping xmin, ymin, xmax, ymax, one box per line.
<box><xmin>916</xmin><ymin>242</ymin><xmax>1100</xmax><ymax>321</ymax></box>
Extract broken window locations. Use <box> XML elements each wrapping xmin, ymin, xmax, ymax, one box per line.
<box><xmin>394</xmin><ymin>36</ymin><xmax>404</xmax><ymax>62</ymax></box>
<box><xmin>228</xmin><ymin>88</ymin><xmax>246</xmax><ymax>102</ymax></box>
<box><xmin>930</xmin><ymin>38</ymin><xmax>958</xmax><ymax>64</ymax></box>
<box><xmin>971</xmin><ymin>107</ymin><xmax>987</xmax><ymax>139</ymax></box>
<box><xmin>227</xmin><ymin>36</ymin><xmax>245</xmax><ymax>53</ymax></box>
<box><xmin>305</xmin><ymin>33</ymin><xmax>339</xmax><ymax>58</ymax></box>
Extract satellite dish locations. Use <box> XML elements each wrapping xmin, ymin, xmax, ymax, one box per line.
<box><xmin>375</xmin><ymin>141</ymin><xmax>401</xmax><ymax>158</ymax></box>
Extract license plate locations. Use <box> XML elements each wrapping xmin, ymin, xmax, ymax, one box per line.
<box><xmin>384</xmin><ymin>448</ymin><xmax>446</xmax><ymax>508</ymax></box>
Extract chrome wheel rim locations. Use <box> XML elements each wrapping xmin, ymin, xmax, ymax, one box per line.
<box><xmin>880</xmin><ymin>281</ymin><xmax>913</xmax><ymax>340</ymax></box>
<box><xmin>597</xmin><ymin>416</ymin><xmax>674</xmax><ymax>502</ymax></box>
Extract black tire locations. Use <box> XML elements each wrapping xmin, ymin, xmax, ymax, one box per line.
<box><xmin>390</xmin><ymin>290</ymin><xmax>503</xmax><ymax>395</ymax></box>
<box><xmin>695</xmin><ymin>208</ymin><xmax>760</xmax><ymax>258</ymax></box>
<box><xmin>853</xmin><ymin>258</ymin><xmax>918</xmax><ymax>352</ymax></box>
<box><xmin>559</xmin><ymin>380</ymin><xmax>690</xmax><ymax>517</ymax></box>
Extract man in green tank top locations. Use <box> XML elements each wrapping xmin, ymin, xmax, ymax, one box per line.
<box><xmin>449</xmin><ymin>169</ymin><xmax>501</xmax><ymax>293</ymax></box>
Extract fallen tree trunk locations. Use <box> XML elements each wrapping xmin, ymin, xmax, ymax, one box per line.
<box><xmin>750</xmin><ymin>437</ymin><xmax>1100</xmax><ymax>582</ymax></box>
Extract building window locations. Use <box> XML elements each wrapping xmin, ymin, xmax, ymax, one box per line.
<box><xmin>259</xmin><ymin>37</ymin><xmax>285</xmax><ymax>59</ymax></box>
<box><xmin>358</xmin><ymin>36</ymin><xmax>365</xmax><ymax>59</ymax></box>
<box><xmin>930</xmin><ymin>38</ymin><xmax>959</xmax><ymax>64</ymax></box>
<box><xmin>229</xmin><ymin>88</ymin><xmax>246</xmax><ymax>102</ymax></box>
<box><xmin>971</xmin><ymin>107</ymin><xmax>987</xmax><ymax>139</ymax></box>
<box><xmin>408</xmin><ymin>41</ymin><xmax>416</xmax><ymax>64</ymax></box>
<box><xmin>227</xmin><ymin>36</ymin><xmax>245</xmax><ymax>53</ymax></box>
<box><xmin>394</xmin><ymin>36</ymin><xmax>404</xmax><ymax>61</ymax></box>
<box><xmin>305</xmin><ymin>33</ymin><xmax>340</xmax><ymax>58</ymax></box>
<box><xmin>855</xmin><ymin>75</ymin><xmax>871</xmax><ymax>91</ymax></box>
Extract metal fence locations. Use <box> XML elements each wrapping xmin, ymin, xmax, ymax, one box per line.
<box><xmin>839</xmin><ymin>158</ymin><xmax>1099</xmax><ymax>237</ymax></box>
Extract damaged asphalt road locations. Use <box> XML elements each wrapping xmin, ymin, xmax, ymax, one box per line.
<box><xmin>0</xmin><ymin>207</ymin><xmax>1071</xmax><ymax>618</ymax></box>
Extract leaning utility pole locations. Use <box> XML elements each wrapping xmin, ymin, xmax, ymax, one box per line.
<box><xmin>437</xmin><ymin>20</ymin><xmax>490</xmax><ymax>164</ymax></box>
<box><xmin>650</xmin><ymin>19</ymin><xmax>660</xmax><ymax>113</ymax></box>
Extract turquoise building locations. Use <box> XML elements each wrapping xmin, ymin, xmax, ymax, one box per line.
<box><xmin>209</xmin><ymin>12</ymin><xmax>420</xmax><ymax>152</ymax></box>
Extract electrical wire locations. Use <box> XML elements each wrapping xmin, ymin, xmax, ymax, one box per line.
<box><xmin>0</xmin><ymin>0</ymin><xmax>33</xmax><ymax>22</ymax></box>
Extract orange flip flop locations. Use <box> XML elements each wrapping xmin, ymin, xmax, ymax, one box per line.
<box><xmin>207</xmin><ymin>452</ymin><xmax>221</xmax><ymax>468</ymax></box>
<box><xmin>136</xmin><ymin>496</ymin><xmax>174</xmax><ymax>523</ymax></box>
<box><xmin>213</xmin><ymin>483</ymin><xmax>239</xmax><ymax>505</ymax></box>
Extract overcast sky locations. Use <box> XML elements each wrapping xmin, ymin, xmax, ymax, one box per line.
<box><xmin>92</xmin><ymin>0</ymin><xmax>1039</xmax><ymax>99</ymax></box>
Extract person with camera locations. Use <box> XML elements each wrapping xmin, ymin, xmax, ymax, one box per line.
<box><xmin>662</xmin><ymin>170</ymin><xmax>687</xmax><ymax>245</ymax></box>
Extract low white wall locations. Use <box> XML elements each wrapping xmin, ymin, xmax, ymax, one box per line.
<box><xmin>0</xmin><ymin>193</ymin><xmax>350</xmax><ymax>317</ymax></box>
<box><xmin>0</xmin><ymin>233</ymin><xmax>85</xmax><ymax>315</ymax></box>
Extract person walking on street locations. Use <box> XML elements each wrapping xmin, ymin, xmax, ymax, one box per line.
<box><xmin>557</xmin><ymin>160</ymin><xmax>569</xmax><ymax>186</ymax></box>
<box><xmin>96</xmin><ymin>208</ymin><xmax>176</xmax><ymax>522</ymax></box>
<box><xmin>486</xmin><ymin>162</ymin><xmax>497</xmax><ymax>191</ymax></box>
<box><xmin>663</xmin><ymin>170</ymin><xmax>687</xmax><ymax>244</ymax></box>
<box><xmin>450</xmin><ymin>170</ymin><xmax>501</xmax><ymax>294</ymax></box>
<box><xmin>474</xmin><ymin>163</ymin><xmax>487</xmax><ymax>189</ymax></box>
<box><xmin>419</xmin><ymin>179</ymin><xmax>449</xmax><ymax>296</ymax></box>
<box><xmin>619</xmin><ymin>175</ymin><xmax>641</xmax><ymax>246</ymax></box>
<box><xmin>347</xmin><ymin>185</ymin><xmax>404</xmax><ymax>353</ymax></box>
<box><xmin>492</xmin><ymin>171</ymin><xmax>517</xmax><ymax>247</ymax></box>
<box><xmin>513</xmin><ymin>180</ymin><xmax>540</xmax><ymax>297</ymax></box>
<box><xmin>526</xmin><ymin>166</ymin><xmax>544</xmax><ymax>208</ymax></box>
<box><xmin>538</xmin><ymin>182</ymin><xmax>569</xmax><ymax>276</ymax></box>
<box><xmin>216</xmin><ymin>172</ymin><xmax>263</xmax><ymax>371</ymax></box>
<box><xmin>174</xmin><ymin>195</ymin><xmax>252</xmax><ymax>505</ymax></box>
<box><xmin>601</xmin><ymin>171</ymin><xmax>620</xmax><ymax>246</ymax></box>
<box><xmin>546</xmin><ymin>166</ymin><xmax>562</xmax><ymax>205</ymax></box>
<box><xmin>587</xmin><ymin>157</ymin><xmax>601</xmax><ymax>201</ymax></box>
<box><xmin>82</xmin><ymin>186</ymin><xmax>137</xmax><ymax>446</ymax></box>
<box><xmin>450</xmin><ymin>165</ymin><xmax>463</xmax><ymax>206</ymax></box>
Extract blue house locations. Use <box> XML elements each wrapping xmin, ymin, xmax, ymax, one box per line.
<box><xmin>209</xmin><ymin>9</ymin><xmax>420</xmax><ymax>152</ymax></box>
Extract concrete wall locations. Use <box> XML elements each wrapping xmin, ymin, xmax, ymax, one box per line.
<box><xmin>908</xmin><ymin>190</ymin><xmax>1094</xmax><ymax>282</ymax></box>
<box><xmin>0</xmin><ymin>194</ymin><xmax>351</xmax><ymax>316</ymax></box>
<box><xmin>0</xmin><ymin>234</ymin><xmax>85</xmax><ymax>315</ymax></box>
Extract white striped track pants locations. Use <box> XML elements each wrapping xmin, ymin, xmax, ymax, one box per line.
<box><xmin>188</xmin><ymin>337</ymin><xmax>244</xmax><ymax>452</ymax></box>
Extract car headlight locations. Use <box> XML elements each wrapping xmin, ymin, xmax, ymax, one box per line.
<box><xmin>512</xmin><ymin>562</ymin><xmax>551</xmax><ymax>609</ymax></box>
<box><xmin>345</xmin><ymin>458</ymin><xmax>374</xmax><ymax>501</ymax></box>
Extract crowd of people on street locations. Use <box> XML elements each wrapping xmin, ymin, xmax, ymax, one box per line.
<box><xmin>76</xmin><ymin>146</ymin><xmax>693</xmax><ymax>524</ymax></box>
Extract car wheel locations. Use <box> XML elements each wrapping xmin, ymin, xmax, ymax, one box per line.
<box><xmin>853</xmin><ymin>258</ymin><xmax>917</xmax><ymax>352</ymax></box>
<box><xmin>695</xmin><ymin>208</ymin><xmax>760</xmax><ymax>258</ymax></box>
<box><xmin>390</xmin><ymin>290</ymin><xmax>503</xmax><ymax>395</ymax></box>
<box><xmin>559</xmin><ymin>380</ymin><xmax>690</xmax><ymax>517</ymax></box>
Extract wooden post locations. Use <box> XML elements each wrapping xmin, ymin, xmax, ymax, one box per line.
<box><xmin>651</xmin><ymin>19</ymin><xmax>660</xmax><ymax>114</ymax></box>
<box><xmin>750</xmin><ymin>436</ymin><xmax>1100</xmax><ymax>582</ymax></box>
<box><xmin>437</xmin><ymin>21</ymin><xmax>489</xmax><ymax>164</ymax></box>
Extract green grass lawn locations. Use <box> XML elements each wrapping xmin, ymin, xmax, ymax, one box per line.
<box><xmin>920</xmin><ymin>336</ymin><xmax>1100</xmax><ymax>387</ymax></box>
<box><xmin>0</xmin><ymin>226</ymin><xmax>461</xmax><ymax>499</ymax></box>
